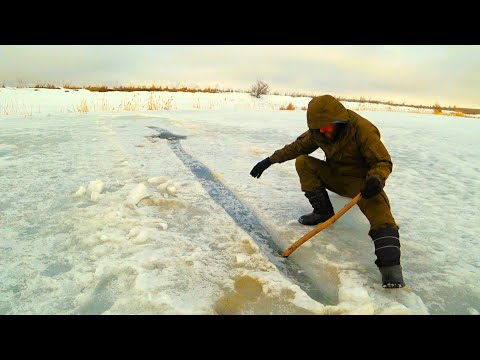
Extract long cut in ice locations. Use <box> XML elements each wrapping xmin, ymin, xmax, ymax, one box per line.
<box><xmin>147</xmin><ymin>127</ymin><xmax>333</xmax><ymax>305</ymax></box>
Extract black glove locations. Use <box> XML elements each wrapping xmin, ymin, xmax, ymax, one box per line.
<box><xmin>361</xmin><ymin>176</ymin><xmax>383</xmax><ymax>199</ymax></box>
<box><xmin>250</xmin><ymin>157</ymin><xmax>272</xmax><ymax>179</ymax></box>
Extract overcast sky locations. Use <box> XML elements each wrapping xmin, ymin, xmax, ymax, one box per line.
<box><xmin>1</xmin><ymin>45</ymin><xmax>479</xmax><ymax>108</ymax></box>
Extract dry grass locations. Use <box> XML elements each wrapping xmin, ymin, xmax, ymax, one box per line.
<box><xmin>1</xmin><ymin>101</ymin><xmax>34</xmax><ymax>116</ymax></box>
<box><xmin>9</xmin><ymin>82</ymin><xmax>224</xmax><ymax>94</ymax></box>
<box><xmin>81</xmin><ymin>84</ymin><xmax>221</xmax><ymax>94</ymax></box>
<box><xmin>33</xmin><ymin>83</ymin><xmax>61</xmax><ymax>90</ymax></box>
<box><xmin>162</xmin><ymin>97</ymin><xmax>173</xmax><ymax>110</ymax></box>
<box><xmin>147</xmin><ymin>93</ymin><xmax>158</xmax><ymax>110</ymax></box>
<box><xmin>63</xmin><ymin>84</ymin><xmax>82</xmax><ymax>90</ymax></box>
<box><xmin>1</xmin><ymin>102</ymin><xmax>13</xmax><ymax>115</ymax></box>
<box><xmin>280</xmin><ymin>103</ymin><xmax>296</xmax><ymax>110</ymax></box>
<box><xmin>163</xmin><ymin>86</ymin><xmax>218</xmax><ymax>94</ymax></box>
<box><xmin>93</xmin><ymin>98</ymin><xmax>113</xmax><ymax>112</ymax></box>
<box><xmin>284</xmin><ymin>91</ymin><xmax>315</xmax><ymax>98</ymax></box>
<box><xmin>16</xmin><ymin>80</ymin><xmax>28</xmax><ymax>88</ymax></box>
<box><xmin>120</xmin><ymin>95</ymin><xmax>141</xmax><ymax>111</ymax></box>
<box><xmin>147</xmin><ymin>94</ymin><xmax>174</xmax><ymax>110</ymax></box>
<box><xmin>68</xmin><ymin>94</ymin><xmax>175</xmax><ymax>113</ymax></box>
<box><xmin>433</xmin><ymin>108</ymin><xmax>469</xmax><ymax>117</ymax></box>
<box><xmin>84</xmin><ymin>85</ymin><xmax>109</xmax><ymax>92</ymax></box>
<box><xmin>277</xmin><ymin>91</ymin><xmax>480</xmax><ymax>115</ymax></box>
<box><xmin>77</xmin><ymin>100</ymin><xmax>89</xmax><ymax>113</ymax></box>
<box><xmin>116</xmin><ymin>85</ymin><xmax>161</xmax><ymax>92</ymax></box>
<box><xmin>7</xmin><ymin>81</ymin><xmax>480</xmax><ymax>116</ymax></box>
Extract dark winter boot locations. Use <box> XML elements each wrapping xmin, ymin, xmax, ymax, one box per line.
<box><xmin>369</xmin><ymin>227</ymin><xmax>406</xmax><ymax>289</ymax></box>
<box><xmin>298</xmin><ymin>188</ymin><xmax>335</xmax><ymax>225</ymax></box>
<box><xmin>379</xmin><ymin>265</ymin><xmax>405</xmax><ymax>289</ymax></box>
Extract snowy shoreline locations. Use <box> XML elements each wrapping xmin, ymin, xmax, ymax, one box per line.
<box><xmin>2</xmin><ymin>87</ymin><xmax>478</xmax><ymax>118</ymax></box>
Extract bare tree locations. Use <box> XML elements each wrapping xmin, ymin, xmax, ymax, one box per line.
<box><xmin>249</xmin><ymin>80</ymin><xmax>269</xmax><ymax>98</ymax></box>
<box><xmin>16</xmin><ymin>79</ymin><xmax>28</xmax><ymax>88</ymax></box>
<box><xmin>433</xmin><ymin>102</ymin><xmax>443</xmax><ymax>114</ymax></box>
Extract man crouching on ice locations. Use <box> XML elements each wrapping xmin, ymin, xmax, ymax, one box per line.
<box><xmin>250</xmin><ymin>95</ymin><xmax>405</xmax><ymax>289</ymax></box>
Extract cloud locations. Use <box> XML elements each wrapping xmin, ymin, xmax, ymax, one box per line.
<box><xmin>0</xmin><ymin>45</ymin><xmax>479</xmax><ymax>107</ymax></box>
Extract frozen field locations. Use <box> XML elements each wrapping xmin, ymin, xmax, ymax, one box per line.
<box><xmin>1</xmin><ymin>88</ymin><xmax>479</xmax><ymax>314</ymax></box>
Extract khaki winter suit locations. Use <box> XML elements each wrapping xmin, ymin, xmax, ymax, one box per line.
<box><xmin>269</xmin><ymin>95</ymin><xmax>398</xmax><ymax>233</ymax></box>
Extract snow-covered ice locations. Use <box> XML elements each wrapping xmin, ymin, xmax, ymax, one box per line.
<box><xmin>126</xmin><ymin>183</ymin><xmax>151</xmax><ymax>207</ymax></box>
<box><xmin>0</xmin><ymin>88</ymin><xmax>479</xmax><ymax>314</ymax></box>
<box><xmin>87</xmin><ymin>179</ymin><xmax>105</xmax><ymax>194</ymax></box>
<box><xmin>74</xmin><ymin>186</ymin><xmax>86</xmax><ymax>197</ymax></box>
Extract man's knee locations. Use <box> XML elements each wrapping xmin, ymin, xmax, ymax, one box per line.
<box><xmin>359</xmin><ymin>192</ymin><xmax>399</xmax><ymax>231</ymax></box>
<box><xmin>295</xmin><ymin>155</ymin><xmax>312</xmax><ymax>172</ymax></box>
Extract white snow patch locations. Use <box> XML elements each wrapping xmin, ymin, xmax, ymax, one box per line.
<box><xmin>235</xmin><ymin>254</ymin><xmax>249</xmax><ymax>265</ymax></box>
<box><xmin>92</xmin><ymin>245</ymin><xmax>110</xmax><ymax>256</ymax></box>
<box><xmin>0</xmin><ymin>157</ymin><xmax>11</xmax><ymax>169</ymax></box>
<box><xmin>157</xmin><ymin>223</ymin><xmax>168</xmax><ymax>231</ymax></box>
<box><xmin>0</xmin><ymin>144</ymin><xmax>16</xmax><ymax>151</ymax></box>
<box><xmin>87</xmin><ymin>179</ymin><xmax>105</xmax><ymax>194</ymax></box>
<box><xmin>302</xmin><ymin>240</ymin><xmax>313</xmax><ymax>248</ymax></box>
<box><xmin>379</xmin><ymin>303</ymin><xmax>411</xmax><ymax>315</ymax></box>
<box><xmin>246</xmin><ymin>145</ymin><xmax>269</xmax><ymax>156</ymax></box>
<box><xmin>157</xmin><ymin>183</ymin><xmax>168</xmax><ymax>192</ymax></box>
<box><xmin>74</xmin><ymin>186</ymin><xmax>86</xmax><ymax>197</ymax></box>
<box><xmin>132</xmin><ymin>229</ymin><xmax>151</xmax><ymax>244</ymax></box>
<box><xmin>90</xmin><ymin>191</ymin><xmax>103</xmax><ymax>202</ymax></box>
<box><xmin>325</xmin><ymin>244</ymin><xmax>338</xmax><ymax>253</ymax></box>
<box><xmin>126</xmin><ymin>183</ymin><xmax>150</xmax><ymax>206</ymax></box>
<box><xmin>147</xmin><ymin>176</ymin><xmax>170</xmax><ymax>185</ymax></box>
<box><xmin>336</xmin><ymin>270</ymin><xmax>375</xmax><ymax>315</ymax></box>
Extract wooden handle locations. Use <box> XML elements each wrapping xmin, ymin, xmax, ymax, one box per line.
<box><xmin>282</xmin><ymin>193</ymin><xmax>362</xmax><ymax>258</ymax></box>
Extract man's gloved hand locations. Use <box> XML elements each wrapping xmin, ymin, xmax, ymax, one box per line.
<box><xmin>250</xmin><ymin>157</ymin><xmax>272</xmax><ymax>179</ymax></box>
<box><xmin>361</xmin><ymin>176</ymin><xmax>383</xmax><ymax>199</ymax></box>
